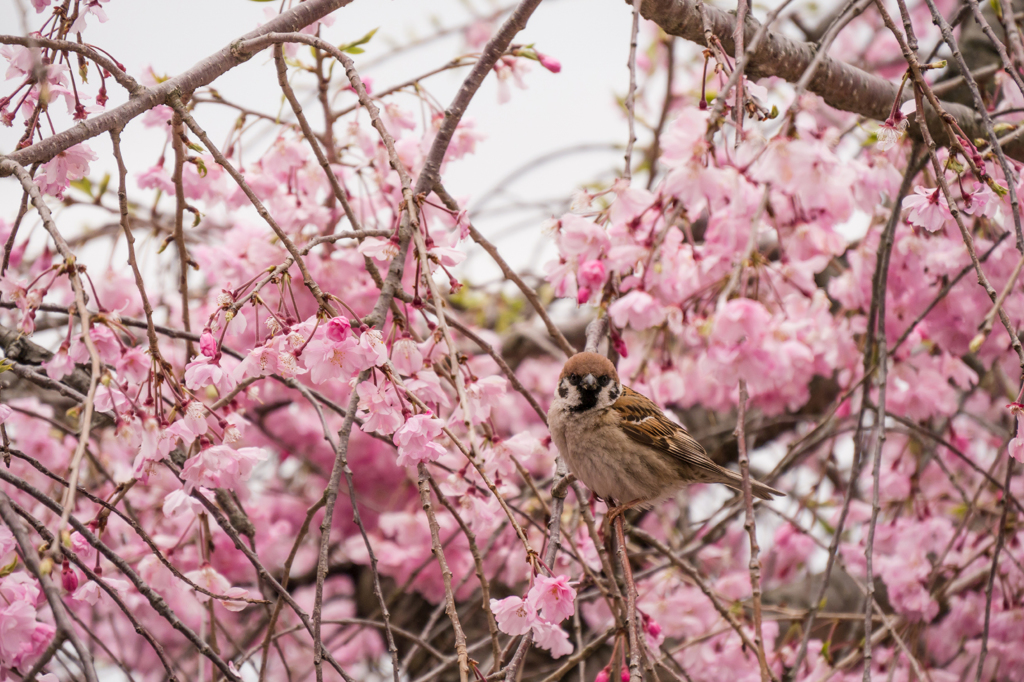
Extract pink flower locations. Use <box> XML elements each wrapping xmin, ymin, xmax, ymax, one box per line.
<box><xmin>359</xmin><ymin>236</ymin><xmax>400</xmax><ymax>262</ymax></box>
<box><xmin>358</xmin><ymin>329</ymin><xmax>390</xmax><ymax>368</ymax></box>
<box><xmin>163</xmin><ymin>488</ymin><xmax>205</xmax><ymax>518</ymax></box>
<box><xmin>537</xmin><ymin>53</ymin><xmax>562</xmax><ymax>73</ymax></box>
<box><xmin>357</xmin><ymin>381</ymin><xmax>404</xmax><ymax>435</ymax></box>
<box><xmin>876</xmin><ymin>100</ymin><xmax>915</xmax><ymax>151</ymax></box>
<box><xmin>71</xmin><ymin>575</ymin><xmax>129</xmax><ymax>605</ymax></box>
<box><xmin>527</xmin><ymin>574</ymin><xmax>576</xmax><ymax>622</ymax></box>
<box><xmin>558</xmin><ymin>214</ymin><xmax>610</xmax><ymax>262</ymax></box>
<box><xmin>69</xmin><ymin>0</ymin><xmax>110</xmax><ymax>33</ymax></box>
<box><xmin>392</xmin><ymin>336</ymin><xmax>424</xmax><ymax>375</ymax></box>
<box><xmin>325</xmin><ymin>316</ymin><xmax>351</xmax><ymax>342</ymax></box>
<box><xmin>303</xmin><ymin>336</ymin><xmax>362</xmax><ymax>384</ymax></box>
<box><xmin>609</xmin><ymin>290</ymin><xmax>666</xmax><ymax>330</ymax></box>
<box><xmin>184</xmin><ymin>355</ymin><xmax>233</xmax><ymax>393</ymax></box>
<box><xmin>393</xmin><ymin>413</ymin><xmax>446</xmax><ymax>467</ymax></box>
<box><xmin>183</xmin><ymin>563</ymin><xmax>250</xmax><ymax>611</ymax></box>
<box><xmin>61</xmin><ymin>561</ymin><xmax>79</xmax><ymax>593</ymax></box>
<box><xmin>133</xmin><ymin>417</ymin><xmax>176</xmax><ymax>481</ymax></box>
<box><xmin>180</xmin><ymin>444</ymin><xmax>267</xmax><ymax>493</ymax></box>
<box><xmin>641</xmin><ymin>612</ymin><xmax>664</xmax><ymax>648</ymax></box>
<box><xmin>659</xmin><ymin>107</ymin><xmax>711</xmax><ymax>164</ymax></box>
<box><xmin>34</xmin><ymin>143</ymin><xmax>97</xmax><ymax>199</ymax></box>
<box><xmin>429</xmin><ymin>243</ymin><xmax>466</xmax><ymax>267</ymax></box>
<box><xmin>116</xmin><ymin>346</ymin><xmax>150</xmax><ymax>383</ymax></box>
<box><xmin>769</xmin><ymin>524</ymin><xmax>815</xmax><ymax>583</ymax></box>
<box><xmin>490</xmin><ymin>595</ymin><xmax>538</xmax><ymax>636</ymax></box>
<box><xmin>0</xmin><ymin>524</ymin><xmax>14</xmax><ymax>565</ymax></box>
<box><xmin>199</xmin><ymin>331</ymin><xmax>217</xmax><ymax>357</ymax></box>
<box><xmin>0</xmin><ymin>405</ymin><xmax>11</xmax><ymax>426</ymax></box>
<box><xmin>903</xmin><ymin>186</ymin><xmax>950</xmax><ymax>233</ymax></box>
<box><xmin>406</xmin><ymin>371</ymin><xmax>451</xmax><ymax>408</ymax></box>
<box><xmin>233</xmin><ymin>344</ymin><xmax>282</xmax><ymax>381</ymax></box>
<box><xmin>69</xmin><ymin>325</ymin><xmax>121</xmax><ymax>364</ymax></box>
<box><xmin>137</xmin><ymin>164</ymin><xmax>175</xmax><ymax>194</ymax></box>
<box><xmin>43</xmin><ymin>345</ymin><xmax>75</xmax><ymax>380</ymax></box>
<box><xmin>1009</xmin><ymin>412</ymin><xmax>1024</xmax><ymax>463</ymax></box>
<box><xmin>531</xmin><ymin>620</ymin><xmax>573</xmax><ymax>658</ymax></box>
<box><xmin>0</xmin><ymin>600</ymin><xmax>41</xmax><ymax>668</ymax></box>
<box><xmin>464</xmin><ymin>375</ymin><xmax>508</xmax><ymax>423</ymax></box>
<box><xmin>577</xmin><ymin>259</ymin><xmax>606</xmax><ymax>290</ymax></box>
<box><xmin>493</xmin><ymin>56</ymin><xmax>530</xmax><ymax>104</ymax></box>
<box><xmin>712</xmin><ymin>298</ymin><xmax>770</xmax><ymax>346</ymax></box>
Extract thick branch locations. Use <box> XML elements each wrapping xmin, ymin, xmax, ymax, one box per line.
<box><xmin>0</xmin><ymin>0</ymin><xmax>353</xmax><ymax>171</ymax></box>
<box><xmin>636</xmin><ymin>0</ymin><xmax>1024</xmax><ymax>160</ymax></box>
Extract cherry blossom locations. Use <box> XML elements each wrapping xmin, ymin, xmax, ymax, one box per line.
<box><xmin>1</xmin><ymin>4</ymin><xmax>1022</xmax><ymax>681</ymax></box>
<box><xmin>34</xmin><ymin>143</ymin><xmax>97</xmax><ymax>199</ymax></box>
<box><xmin>903</xmin><ymin>185</ymin><xmax>951</xmax><ymax>232</ymax></box>
<box><xmin>180</xmin><ymin>444</ymin><xmax>268</xmax><ymax>493</ymax></box>
<box><xmin>527</xmin><ymin>574</ymin><xmax>576</xmax><ymax>622</ymax></box>
<box><xmin>393</xmin><ymin>413</ymin><xmax>446</xmax><ymax>466</ymax></box>
<box><xmin>490</xmin><ymin>595</ymin><xmax>538</xmax><ymax>636</ymax></box>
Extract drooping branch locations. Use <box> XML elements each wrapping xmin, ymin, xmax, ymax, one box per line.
<box><xmin>0</xmin><ymin>0</ymin><xmax>354</xmax><ymax>171</ymax></box>
<box><xmin>635</xmin><ymin>0</ymin><xmax>1024</xmax><ymax>161</ymax></box>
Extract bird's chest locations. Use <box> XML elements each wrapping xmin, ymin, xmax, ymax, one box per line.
<box><xmin>548</xmin><ymin>403</ymin><xmax>648</xmax><ymax>503</ymax></box>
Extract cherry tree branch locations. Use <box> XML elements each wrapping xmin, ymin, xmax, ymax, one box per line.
<box><xmin>634</xmin><ymin>0</ymin><xmax>1024</xmax><ymax>161</ymax></box>
<box><xmin>0</xmin><ymin>0</ymin><xmax>355</xmax><ymax>171</ymax></box>
<box><xmin>735</xmin><ymin>380</ymin><xmax>769</xmax><ymax>682</ymax></box>
<box><xmin>0</xmin><ymin>492</ymin><xmax>99</xmax><ymax>682</ymax></box>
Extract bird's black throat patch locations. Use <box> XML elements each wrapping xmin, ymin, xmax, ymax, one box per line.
<box><xmin>569</xmin><ymin>387</ymin><xmax>600</xmax><ymax>412</ymax></box>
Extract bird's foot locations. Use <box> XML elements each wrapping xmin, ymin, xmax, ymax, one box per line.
<box><xmin>602</xmin><ymin>499</ymin><xmax>643</xmax><ymax>536</ymax></box>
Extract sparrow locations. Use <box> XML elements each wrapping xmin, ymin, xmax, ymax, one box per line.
<box><xmin>547</xmin><ymin>352</ymin><xmax>782</xmax><ymax>514</ymax></box>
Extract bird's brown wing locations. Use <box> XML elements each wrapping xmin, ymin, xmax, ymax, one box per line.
<box><xmin>612</xmin><ymin>386</ymin><xmax>724</xmax><ymax>480</ymax></box>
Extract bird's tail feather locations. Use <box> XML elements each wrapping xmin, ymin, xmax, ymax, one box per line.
<box><xmin>717</xmin><ymin>468</ymin><xmax>783</xmax><ymax>500</ymax></box>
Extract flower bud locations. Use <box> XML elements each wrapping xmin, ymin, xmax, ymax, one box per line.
<box><xmin>537</xmin><ymin>53</ymin><xmax>561</xmax><ymax>73</ymax></box>
<box><xmin>61</xmin><ymin>560</ymin><xmax>79</xmax><ymax>592</ymax></box>
<box><xmin>199</xmin><ymin>330</ymin><xmax>217</xmax><ymax>357</ymax></box>
<box><xmin>326</xmin><ymin>316</ymin><xmax>352</xmax><ymax>343</ymax></box>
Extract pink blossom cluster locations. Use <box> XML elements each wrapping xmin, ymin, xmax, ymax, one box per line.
<box><xmin>491</xmin><ymin>574</ymin><xmax>577</xmax><ymax>657</ymax></box>
<box><xmin>0</xmin><ymin>0</ymin><xmax>1022</xmax><ymax>680</ymax></box>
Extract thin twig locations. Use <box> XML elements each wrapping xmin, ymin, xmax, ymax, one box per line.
<box><xmin>735</xmin><ymin>380</ymin><xmax>769</xmax><ymax>682</ymax></box>
<box><xmin>623</xmin><ymin>0</ymin><xmax>642</xmax><ymax>180</ymax></box>
<box><xmin>417</xmin><ymin>463</ymin><xmax>471</xmax><ymax>682</ymax></box>
<box><xmin>0</xmin><ymin>492</ymin><xmax>99</xmax><ymax>682</ymax></box>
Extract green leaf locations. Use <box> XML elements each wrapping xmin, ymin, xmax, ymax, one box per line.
<box><xmin>0</xmin><ymin>358</ymin><xmax>14</xmax><ymax>373</ymax></box>
<box><xmin>70</xmin><ymin>177</ymin><xmax>93</xmax><ymax>197</ymax></box>
<box><xmin>95</xmin><ymin>173</ymin><xmax>110</xmax><ymax>199</ymax></box>
<box><xmin>988</xmin><ymin>178</ymin><xmax>1009</xmax><ymax>198</ymax></box>
<box><xmin>0</xmin><ymin>556</ymin><xmax>17</xmax><ymax>578</ymax></box>
<box><xmin>338</xmin><ymin>28</ymin><xmax>378</xmax><ymax>54</ymax></box>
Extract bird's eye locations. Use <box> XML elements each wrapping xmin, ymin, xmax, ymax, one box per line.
<box><xmin>568</xmin><ymin>374</ymin><xmax>580</xmax><ymax>386</ymax></box>
<box><xmin>598</xmin><ymin>376</ymin><xmax>610</xmax><ymax>387</ymax></box>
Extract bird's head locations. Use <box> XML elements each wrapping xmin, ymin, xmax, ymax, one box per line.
<box><xmin>556</xmin><ymin>352</ymin><xmax>622</xmax><ymax>412</ymax></box>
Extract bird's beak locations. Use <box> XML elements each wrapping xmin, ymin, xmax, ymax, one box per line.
<box><xmin>582</xmin><ymin>374</ymin><xmax>597</xmax><ymax>390</ymax></box>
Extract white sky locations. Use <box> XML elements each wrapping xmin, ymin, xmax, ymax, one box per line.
<box><xmin>0</xmin><ymin>0</ymin><xmax>653</xmax><ymax>279</ymax></box>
